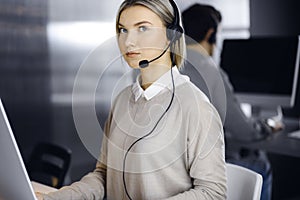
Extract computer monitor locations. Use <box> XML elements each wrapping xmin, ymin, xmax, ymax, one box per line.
<box><xmin>283</xmin><ymin>60</ymin><xmax>300</xmax><ymax>118</ymax></box>
<box><xmin>0</xmin><ymin>99</ymin><xmax>38</xmax><ymax>200</ymax></box>
<box><xmin>220</xmin><ymin>36</ymin><xmax>300</xmax><ymax>109</ymax></box>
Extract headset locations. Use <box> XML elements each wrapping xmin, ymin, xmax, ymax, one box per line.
<box><xmin>166</xmin><ymin>0</ymin><xmax>183</xmax><ymax>43</ymax></box>
<box><xmin>124</xmin><ymin>1</ymin><xmax>182</xmax><ymax>199</ymax></box>
<box><xmin>139</xmin><ymin>0</ymin><xmax>183</xmax><ymax>68</ymax></box>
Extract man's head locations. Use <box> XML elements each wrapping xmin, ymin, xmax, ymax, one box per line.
<box><xmin>182</xmin><ymin>4</ymin><xmax>222</xmax><ymax>46</ymax></box>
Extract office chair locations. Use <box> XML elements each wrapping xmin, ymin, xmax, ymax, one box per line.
<box><xmin>226</xmin><ymin>163</ymin><xmax>263</xmax><ymax>200</ymax></box>
<box><xmin>27</xmin><ymin>142</ymin><xmax>72</xmax><ymax>189</ymax></box>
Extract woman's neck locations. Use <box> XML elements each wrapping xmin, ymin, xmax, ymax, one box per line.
<box><xmin>140</xmin><ymin>63</ymin><xmax>172</xmax><ymax>90</ymax></box>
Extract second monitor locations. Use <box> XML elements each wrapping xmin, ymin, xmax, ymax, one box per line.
<box><xmin>220</xmin><ymin>36</ymin><xmax>300</xmax><ymax>109</ymax></box>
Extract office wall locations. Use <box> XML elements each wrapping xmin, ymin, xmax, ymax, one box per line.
<box><xmin>250</xmin><ymin>0</ymin><xmax>300</xmax><ymax>37</ymax></box>
<box><xmin>0</xmin><ymin>0</ymin><xmax>122</xmax><ymax>182</ymax></box>
<box><xmin>0</xmin><ymin>0</ymin><xmax>51</xmax><ymax>158</ymax></box>
<box><xmin>47</xmin><ymin>0</ymin><xmax>125</xmax><ymax>181</ymax></box>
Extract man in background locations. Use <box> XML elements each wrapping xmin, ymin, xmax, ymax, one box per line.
<box><xmin>181</xmin><ymin>4</ymin><xmax>272</xmax><ymax>200</ymax></box>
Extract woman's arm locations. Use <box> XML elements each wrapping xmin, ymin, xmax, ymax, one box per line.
<box><xmin>163</xmin><ymin>141</ymin><xmax>226</xmax><ymax>200</ymax></box>
<box><xmin>41</xmin><ymin>161</ymin><xmax>106</xmax><ymax>200</ymax></box>
<box><xmin>165</xmin><ymin>102</ymin><xmax>227</xmax><ymax>200</ymax></box>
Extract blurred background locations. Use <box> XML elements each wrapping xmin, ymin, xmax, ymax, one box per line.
<box><xmin>1</xmin><ymin>0</ymin><xmax>300</xmax><ymax>199</ymax></box>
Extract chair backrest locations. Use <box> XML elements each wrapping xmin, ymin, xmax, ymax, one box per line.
<box><xmin>226</xmin><ymin>163</ymin><xmax>263</xmax><ymax>200</ymax></box>
<box><xmin>27</xmin><ymin>142</ymin><xmax>72</xmax><ymax>188</ymax></box>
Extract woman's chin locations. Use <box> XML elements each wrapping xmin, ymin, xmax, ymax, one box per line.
<box><xmin>126</xmin><ymin>61</ymin><xmax>140</xmax><ymax>69</ymax></box>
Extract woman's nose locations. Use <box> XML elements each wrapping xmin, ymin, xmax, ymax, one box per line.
<box><xmin>125</xmin><ymin>31</ymin><xmax>138</xmax><ymax>47</ymax></box>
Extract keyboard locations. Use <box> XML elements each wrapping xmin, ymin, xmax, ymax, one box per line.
<box><xmin>288</xmin><ymin>129</ymin><xmax>300</xmax><ymax>139</ymax></box>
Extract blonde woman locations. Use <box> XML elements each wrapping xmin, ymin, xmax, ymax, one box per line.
<box><xmin>37</xmin><ymin>0</ymin><xmax>226</xmax><ymax>199</ymax></box>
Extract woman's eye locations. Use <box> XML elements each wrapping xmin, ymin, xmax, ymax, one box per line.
<box><xmin>119</xmin><ymin>28</ymin><xmax>127</xmax><ymax>34</ymax></box>
<box><xmin>138</xmin><ymin>26</ymin><xmax>148</xmax><ymax>32</ymax></box>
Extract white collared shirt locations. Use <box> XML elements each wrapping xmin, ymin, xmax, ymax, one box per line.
<box><xmin>132</xmin><ymin>67</ymin><xmax>189</xmax><ymax>101</ymax></box>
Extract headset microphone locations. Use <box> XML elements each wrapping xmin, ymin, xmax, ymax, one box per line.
<box><xmin>139</xmin><ymin>42</ymin><xmax>172</xmax><ymax>68</ymax></box>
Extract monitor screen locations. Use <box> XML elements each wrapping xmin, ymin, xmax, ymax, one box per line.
<box><xmin>220</xmin><ymin>36</ymin><xmax>300</xmax><ymax>108</ymax></box>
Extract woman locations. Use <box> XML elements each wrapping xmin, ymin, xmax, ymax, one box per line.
<box><xmin>37</xmin><ymin>0</ymin><xmax>226</xmax><ymax>199</ymax></box>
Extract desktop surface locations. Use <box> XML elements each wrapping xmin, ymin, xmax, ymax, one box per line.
<box><xmin>227</xmin><ymin>117</ymin><xmax>300</xmax><ymax>158</ymax></box>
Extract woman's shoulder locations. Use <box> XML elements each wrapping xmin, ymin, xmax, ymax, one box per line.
<box><xmin>176</xmin><ymin>81</ymin><xmax>210</xmax><ymax>104</ymax></box>
<box><xmin>176</xmin><ymin>82</ymin><xmax>221</xmax><ymax>120</ymax></box>
<box><xmin>111</xmin><ymin>85</ymin><xmax>133</xmax><ymax>109</ymax></box>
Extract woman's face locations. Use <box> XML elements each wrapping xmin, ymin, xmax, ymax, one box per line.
<box><xmin>117</xmin><ymin>5</ymin><xmax>169</xmax><ymax>69</ymax></box>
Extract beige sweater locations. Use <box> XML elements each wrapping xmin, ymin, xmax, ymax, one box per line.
<box><xmin>44</xmin><ymin>69</ymin><xmax>227</xmax><ymax>200</ymax></box>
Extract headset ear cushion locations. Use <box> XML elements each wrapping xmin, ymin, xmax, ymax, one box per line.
<box><xmin>167</xmin><ymin>24</ymin><xmax>183</xmax><ymax>42</ymax></box>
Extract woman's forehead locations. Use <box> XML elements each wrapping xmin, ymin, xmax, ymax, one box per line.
<box><xmin>119</xmin><ymin>5</ymin><xmax>164</xmax><ymax>27</ymax></box>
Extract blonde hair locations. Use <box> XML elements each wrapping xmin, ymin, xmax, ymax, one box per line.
<box><xmin>116</xmin><ymin>0</ymin><xmax>186</xmax><ymax>69</ymax></box>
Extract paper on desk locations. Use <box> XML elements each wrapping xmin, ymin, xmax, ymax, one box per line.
<box><xmin>288</xmin><ymin>130</ymin><xmax>300</xmax><ymax>139</ymax></box>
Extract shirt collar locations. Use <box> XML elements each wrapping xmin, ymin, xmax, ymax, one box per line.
<box><xmin>132</xmin><ymin>67</ymin><xmax>182</xmax><ymax>101</ymax></box>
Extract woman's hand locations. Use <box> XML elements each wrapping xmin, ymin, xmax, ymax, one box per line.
<box><xmin>35</xmin><ymin>192</ymin><xmax>44</xmax><ymax>200</ymax></box>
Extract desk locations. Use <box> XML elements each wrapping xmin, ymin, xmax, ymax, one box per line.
<box><xmin>228</xmin><ymin>117</ymin><xmax>300</xmax><ymax>158</ymax></box>
<box><xmin>227</xmin><ymin>117</ymin><xmax>300</xmax><ymax>199</ymax></box>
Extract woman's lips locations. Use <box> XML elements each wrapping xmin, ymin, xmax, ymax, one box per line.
<box><xmin>126</xmin><ymin>51</ymin><xmax>140</xmax><ymax>58</ymax></box>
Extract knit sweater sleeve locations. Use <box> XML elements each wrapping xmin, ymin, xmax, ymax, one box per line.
<box><xmin>164</xmin><ymin>100</ymin><xmax>227</xmax><ymax>200</ymax></box>
<box><xmin>42</xmin><ymin>162</ymin><xmax>106</xmax><ymax>200</ymax></box>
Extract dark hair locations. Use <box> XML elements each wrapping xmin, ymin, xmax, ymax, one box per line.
<box><xmin>182</xmin><ymin>4</ymin><xmax>222</xmax><ymax>45</ymax></box>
